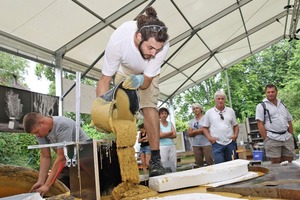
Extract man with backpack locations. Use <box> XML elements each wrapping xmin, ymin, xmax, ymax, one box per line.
<box><xmin>255</xmin><ymin>83</ymin><xmax>295</xmax><ymax>164</ymax></box>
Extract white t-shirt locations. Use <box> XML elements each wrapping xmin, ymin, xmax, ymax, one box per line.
<box><xmin>255</xmin><ymin>98</ymin><xmax>292</xmax><ymax>141</ymax></box>
<box><xmin>102</xmin><ymin>21</ymin><xmax>169</xmax><ymax>77</ymax></box>
<box><xmin>203</xmin><ymin>107</ymin><xmax>238</xmax><ymax>145</ymax></box>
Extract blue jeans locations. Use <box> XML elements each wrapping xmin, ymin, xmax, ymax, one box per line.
<box><xmin>212</xmin><ymin>141</ymin><xmax>237</xmax><ymax>164</ymax></box>
<box><xmin>140</xmin><ymin>145</ymin><xmax>151</xmax><ymax>155</ymax></box>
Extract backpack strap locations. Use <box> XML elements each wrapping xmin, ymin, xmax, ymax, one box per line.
<box><xmin>280</xmin><ymin>101</ymin><xmax>287</xmax><ymax>109</ymax></box>
<box><xmin>261</xmin><ymin>102</ymin><xmax>272</xmax><ymax>123</ymax></box>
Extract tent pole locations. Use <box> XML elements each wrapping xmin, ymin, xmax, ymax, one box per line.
<box><xmin>225</xmin><ymin>69</ymin><xmax>233</xmax><ymax>108</ymax></box>
<box><xmin>55</xmin><ymin>54</ymin><xmax>63</xmax><ymax>116</ymax></box>
<box><xmin>168</xmin><ymin>98</ymin><xmax>176</xmax><ymax>132</ymax></box>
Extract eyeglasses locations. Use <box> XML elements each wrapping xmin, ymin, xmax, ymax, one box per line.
<box><xmin>139</xmin><ymin>25</ymin><xmax>168</xmax><ymax>33</ymax></box>
<box><xmin>219</xmin><ymin>112</ymin><xmax>224</xmax><ymax>120</ymax></box>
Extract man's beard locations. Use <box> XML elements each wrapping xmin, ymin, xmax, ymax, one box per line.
<box><xmin>138</xmin><ymin>41</ymin><xmax>153</xmax><ymax>60</ymax></box>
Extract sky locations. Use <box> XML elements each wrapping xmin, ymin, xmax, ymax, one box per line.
<box><xmin>24</xmin><ymin>61</ymin><xmax>50</xmax><ymax>94</ymax></box>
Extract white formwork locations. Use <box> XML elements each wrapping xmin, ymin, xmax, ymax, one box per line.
<box><xmin>149</xmin><ymin>159</ymin><xmax>250</xmax><ymax>192</ymax></box>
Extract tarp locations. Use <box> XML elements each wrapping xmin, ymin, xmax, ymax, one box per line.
<box><xmin>0</xmin><ymin>0</ymin><xmax>299</xmax><ymax>102</ymax></box>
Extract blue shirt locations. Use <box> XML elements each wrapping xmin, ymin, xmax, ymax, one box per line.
<box><xmin>160</xmin><ymin>121</ymin><xmax>175</xmax><ymax>146</ymax></box>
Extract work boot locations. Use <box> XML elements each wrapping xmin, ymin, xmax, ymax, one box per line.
<box><xmin>149</xmin><ymin>150</ymin><xmax>166</xmax><ymax>177</ymax></box>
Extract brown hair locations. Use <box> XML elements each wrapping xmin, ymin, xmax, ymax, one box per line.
<box><xmin>23</xmin><ymin>112</ymin><xmax>42</xmax><ymax>133</ymax></box>
<box><xmin>136</xmin><ymin>7</ymin><xmax>169</xmax><ymax>42</ymax></box>
<box><xmin>265</xmin><ymin>83</ymin><xmax>277</xmax><ymax>91</ymax></box>
<box><xmin>159</xmin><ymin>107</ymin><xmax>169</xmax><ymax>115</ymax></box>
<box><xmin>138</xmin><ymin>123</ymin><xmax>145</xmax><ymax>129</ymax></box>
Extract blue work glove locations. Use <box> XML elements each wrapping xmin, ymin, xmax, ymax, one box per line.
<box><xmin>122</xmin><ymin>74</ymin><xmax>144</xmax><ymax>90</ymax></box>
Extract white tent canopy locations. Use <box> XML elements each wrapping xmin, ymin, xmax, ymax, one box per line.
<box><xmin>1</xmin><ymin>0</ymin><xmax>299</xmax><ymax>103</ymax></box>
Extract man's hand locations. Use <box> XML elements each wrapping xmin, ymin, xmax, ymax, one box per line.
<box><xmin>30</xmin><ymin>182</ymin><xmax>43</xmax><ymax>193</ymax></box>
<box><xmin>230</xmin><ymin>134</ymin><xmax>238</xmax><ymax>141</ymax></box>
<box><xmin>208</xmin><ymin>136</ymin><xmax>218</xmax><ymax>144</ymax></box>
<box><xmin>34</xmin><ymin>184</ymin><xmax>50</xmax><ymax>197</ymax></box>
<box><xmin>122</xmin><ymin>74</ymin><xmax>144</xmax><ymax>90</ymax></box>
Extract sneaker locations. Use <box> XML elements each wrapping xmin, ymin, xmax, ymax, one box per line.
<box><xmin>149</xmin><ymin>157</ymin><xmax>166</xmax><ymax>177</ymax></box>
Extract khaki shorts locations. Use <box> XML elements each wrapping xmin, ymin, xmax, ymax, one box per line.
<box><xmin>264</xmin><ymin>136</ymin><xmax>295</xmax><ymax>158</ymax></box>
<box><xmin>114</xmin><ymin>74</ymin><xmax>159</xmax><ymax>109</ymax></box>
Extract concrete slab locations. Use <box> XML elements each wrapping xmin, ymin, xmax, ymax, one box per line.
<box><xmin>149</xmin><ymin>159</ymin><xmax>250</xmax><ymax>192</ymax></box>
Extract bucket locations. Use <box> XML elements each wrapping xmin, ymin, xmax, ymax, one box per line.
<box><xmin>252</xmin><ymin>150</ymin><xmax>264</xmax><ymax>161</ymax></box>
<box><xmin>91</xmin><ymin>81</ymin><xmax>139</xmax><ymax>133</ymax></box>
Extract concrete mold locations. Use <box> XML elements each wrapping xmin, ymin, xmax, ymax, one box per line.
<box><xmin>0</xmin><ymin>164</ymin><xmax>69</xmax><ymax>198</ymax></box>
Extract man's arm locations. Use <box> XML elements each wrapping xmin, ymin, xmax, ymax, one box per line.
<box><xmin>29</xmin><ymin>148</ymin><xmax>51</xmax><ymax>192</ymax></box>
<box><xmin>255</xmin><ymin>103</ymin><xmax>267</xmax><ymax>139</ymax></box>
<box><xmin>45</xmin><ymin>148</ymin><xmax>66</xmax><ymax>186</ymax></box>
<box><xmin>231</xmin><ymin>124</ymin><xmax>239</xmax><ymax>141</ymax></box>
<box><xmin>96</xmin><ymin>75</ymin><xmax>112</xmax><ymax>96</ymax></box>
<box><xmin>140</xmin><ymin>75</ymin><xmax>153</xmax><ymax>90</ymax></box>
<box><xmin>202</xmin><ymin>127</ymin><xmax>217</xmax><ymax>144</ymax></box>
<box><xmin>30</xmin><ymin>148</ymin><xmax>52</xmax><ymax>193</ymax></box>
<box><xmin>34</xmin><ymin>148</ymin><xmax>66</xmax><ymax>196</ymax></box>
<box><xmin>288</xmin><ymin>121</ymin><xmax>293</xmax><ymax>135</ymax></box>
<box><xmin>257</xmin><ymin>120</ymin><xmax>267</xmax><ymax>140</ymax></box>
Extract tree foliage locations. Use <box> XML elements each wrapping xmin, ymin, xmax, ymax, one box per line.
<box><xmin>0</xmin><ymin>52</ymin><xmax>29</xmax><ymax>87</ymax></box>
<box><xmin>0</xmin><ymin>133</ymin><xmax>40</xmax><ymax>169</ymax></box>
<box><xmin>34</xmin><ymin>63</ymin><xmax>97</xmax><ymax>96</ymax></box>
<box><xmin>173</xmin><ymin>40</ymin><xmax>300</xmax><ymax>134</ymax></box>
